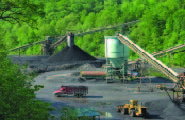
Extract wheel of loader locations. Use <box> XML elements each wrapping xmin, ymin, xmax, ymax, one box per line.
<box><xmin>116</xmin><ymin>105</ymin><xmax>121</xmax><ymax>112</ymax></box>
<box><xmin>121</xmin><ymin>108</ymin><xmax>128</xmax><ymax>115</ymax></box>
<box><xmin>116</xmin><ymin>108</ymin><xmax>120</xmax><ymax>112</ymax></box>
<box><xmin>130</xmin><ymin>110</ymin><xmax>136</xmax><ymax>117</ymax></box>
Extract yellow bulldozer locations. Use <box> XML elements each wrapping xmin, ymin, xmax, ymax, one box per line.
<box><xmin>117</xmin><ymin>100</ymin><xmax>149</xmax><ymax>118</ymax></box>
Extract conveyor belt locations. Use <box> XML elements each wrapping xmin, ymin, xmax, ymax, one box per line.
<box><xmin>8</xmin><ymin>20</ymin><xmax>140</xmax><ymax>52</ymax></box>
<box><xmin>152</xmin><ymin>44</ymin><xmax>185</xmax><ymax>57</ymax></box>
<box><xmin>8</xmin><ymin>36</ymin><xmax>66</xmax><ymax>52</ymax></box>
<box><xmin>50</xmin><ymin>36</ymin><xmax>67</xmax><ymax>48</ymax></box>
<box><xmin>73</xmin><ymin>20</ymin><xmax>140</xmax><ymax>37</ymax></box>
<box><xmin>118</xmin><ymin>34</ymin><xmax>179</xmax><ymax>83</ymax></box>
<box><xmin>8</xmin><ymin>39</ymin><xmax>49</xmax><ymax>52</ymax></box>
<box><xmin>129</xmin><ymin>44</ymin><xmax>185</xmax><ymax>64</ymax></box>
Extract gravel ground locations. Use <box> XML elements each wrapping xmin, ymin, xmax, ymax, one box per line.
<box><xmin>8</xmin><ymin>55</ymin><xmax>185</xmax><ymax>120</ymax></box>
<box><xmin>33</xmin><ymin>69</ymin><xmax>185</xmax><ymax>120</ymax></box>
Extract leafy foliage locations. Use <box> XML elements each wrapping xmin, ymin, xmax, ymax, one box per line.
<box><xmin>60</xmin><ymin>106</ymin><xmax>79</xmax><ymax>120</ymax></box>
<box><xmin>0</xmin><ymin>0</ymin><xmax>45</xmax><ymax>28</ymax></box>
<box><xmin>60</xmin><ymin>106</ymin><xmax>98</xmax><ymax>120</ymax></box>
<box><xmin>0</xmin><ymin>57</ymin><xmax>53</xmax><ymax>119</ymax></box>
<box><xmin>0</xmin><ymin>1</ymin><xmax>53</xmax><ymax>119</ymax></box>
<box><xmin>2</xmin><ymin>0</ymin><xmax>185</xmax><ymax>67</ymax></box>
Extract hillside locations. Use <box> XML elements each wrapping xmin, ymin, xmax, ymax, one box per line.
<box><xmin>1</xmin><ymin>0</ymin><xmax>185</xmax><ymax>67</ymax></box>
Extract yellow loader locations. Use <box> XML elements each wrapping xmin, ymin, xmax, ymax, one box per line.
<box><xmin>117</xmin><ymin>100</ymin><xmax>149</xmax><ymax>118</ymax></box>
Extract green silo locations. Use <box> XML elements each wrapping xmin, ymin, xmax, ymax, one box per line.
<box><xmin>105</xmin><ymin>36</ymin><xmax>129</xmax><ymax>82</ymax></box>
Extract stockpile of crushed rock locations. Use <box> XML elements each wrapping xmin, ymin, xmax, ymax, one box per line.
<box><xmin>79</xmin><ymin>63</ymin><xmax>105</xmax><ymax>71</ymax></box>
<box><xmin>47</xmin><ymin>45</ymin><xmax>96</xmax><ymax>63</ymax></box>
<box><xmin>162</xmin><ymin>102</ymin><xmax>185</xmax><ymax>119</ymax></box>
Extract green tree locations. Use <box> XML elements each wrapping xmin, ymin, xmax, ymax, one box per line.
<box><xmin>2</xmin><ymin>0</ymin><xmax>185</xmax><ymax>67</ymax></box>
<box><xmin>83</xmin><ymin>12</ymin><xmax>96</xmax><ymax>29</ymax></box>
<box><xmin>0</xmin><ymin>58</ymin><xmax>53</xmax><ymax>119</ymax></box>
<box><xmin>60</xmin><ymin>106</ymin><xmax>79</xmax><ymax>120</ymax></box>
<box><xmin>0</xmin><ymin>0</ymin><xmax>54</xmax><ymax>119</ymax></box>
<box><xmin>0</xmin><ymin>0</ymin><xmax>45</xmax><ymax>28</ymax></box>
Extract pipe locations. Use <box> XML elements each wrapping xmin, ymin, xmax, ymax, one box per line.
<box><xmin>81</xmin><ymin>71</ymin><xmax>106</xmax><ymax>76</ymax></box>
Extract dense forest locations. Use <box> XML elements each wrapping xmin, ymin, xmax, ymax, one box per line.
<box><xmin>2</xmin><ymin>0</ymin><xmax>185</xmax><ymax>66</ymax></box>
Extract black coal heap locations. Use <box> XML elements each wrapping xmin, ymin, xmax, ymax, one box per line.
<box><xmin>47</xmin><ymin>45</ymin><xmax>96</xmax><ymax>63</ymax></box>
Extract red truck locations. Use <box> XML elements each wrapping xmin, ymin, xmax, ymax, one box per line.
<box><xmin>54</xmin><ymin>85</ymin><xmax>88</xmax><ymax>98</ymax></box>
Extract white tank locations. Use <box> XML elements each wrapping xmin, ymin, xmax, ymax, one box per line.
<box><xmin>105</xmin><ymin>36</ymin><xmax>129</xmax><ymax>68</ymax></box>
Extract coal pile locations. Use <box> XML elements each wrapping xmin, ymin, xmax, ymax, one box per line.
<box><xmin>162</xmin><ymin>102</ymin><xmax>185</xmax><ymax>118</ymax></box>
<box><xmin>47</xmin><ymin>45</ymin><xmax>96</xmax><ymax>63</ymax></box>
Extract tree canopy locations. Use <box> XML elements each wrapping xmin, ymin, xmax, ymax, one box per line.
<box><xmin>0</xmin><ymin>0</ymin><xmax>45</xmax><ymax>28</ymax></box>
<box><xmin>4</xmin><ymin>0</ymin><xmax>185</xmax><ymax>67</ymax></box>
<box><xmin>0</xmin><ymin>0</ymin><xmax>54</xmax><ymax>119</ymax></box>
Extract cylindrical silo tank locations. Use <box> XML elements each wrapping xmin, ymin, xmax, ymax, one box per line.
<box><xmin>105</xmin><ymin>36</ymin><xmax>129</xmax><ymax>68</ymax></box>
<box><xmin>67</xmin><ymin>32</ymin><xmax>74</xmax><ymax>47</ymax></box>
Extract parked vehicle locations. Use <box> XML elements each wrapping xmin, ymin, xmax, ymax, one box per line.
<box><xmin>54</xmin><ymin>85</ymin><xmax>88</xmax><ymax>98</ymax></box>
<box><xmin>117</xmin><ymin>100</ymin><xmax>149</xmax><ymax>118</ymax></box>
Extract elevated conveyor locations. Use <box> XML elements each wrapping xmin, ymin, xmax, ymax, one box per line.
<box><xmin>73</xmin><ymin>20</ymin><xmax>140</xmax><ymax>37</ymax></box>
<box><xmin>8</xmin><ymin>20</ymin><xmax>140</xmax><ymax>53</ymax></box>
<box><xmin>152</xmin><ymin>44</ymin><xmax>185</xmax><ymax>57</ymax></box>
<box><xmin>8</xmin><ymin>36</ymin><xmax>66</xmax><ymax>52</ymax></box>
<box><xmin>50</xmin><ymin>36</ymin><xmax>67</xmax><ymax>49</ymax></box>
<box><xmin>129</xmin><ymin>43</ymin><xmax>185</xmax><ymax>64</ymax></box>
<box><xmin>8</xmin><ymin>39</ymin><xmax>50</xmax><ymax>52</ymax></box>
<box><xmin>118</xmin><ymin>34</ymin><xmax>179</xmax><ymax>83</ymax></box>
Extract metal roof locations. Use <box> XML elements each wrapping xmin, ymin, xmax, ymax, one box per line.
<box><xmin>76</xmin><ymin>108</ymin><xmax>100</xmax><ymax>117</ymax></box>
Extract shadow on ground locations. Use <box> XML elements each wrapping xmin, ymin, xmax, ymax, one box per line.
<box><xmin>146</xmin><ymin>114</ymin><xmax>164</xmax><ymax>119</ymax></box>
<box><xmin>84</xmin><ymin>96</ymin><xmax>103</xmax><ymax>98</ymax></box>
<box><xmin>56</xmin><ymin>96</ymin><xmax>103</xmax><ymax>98</ymax></box>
